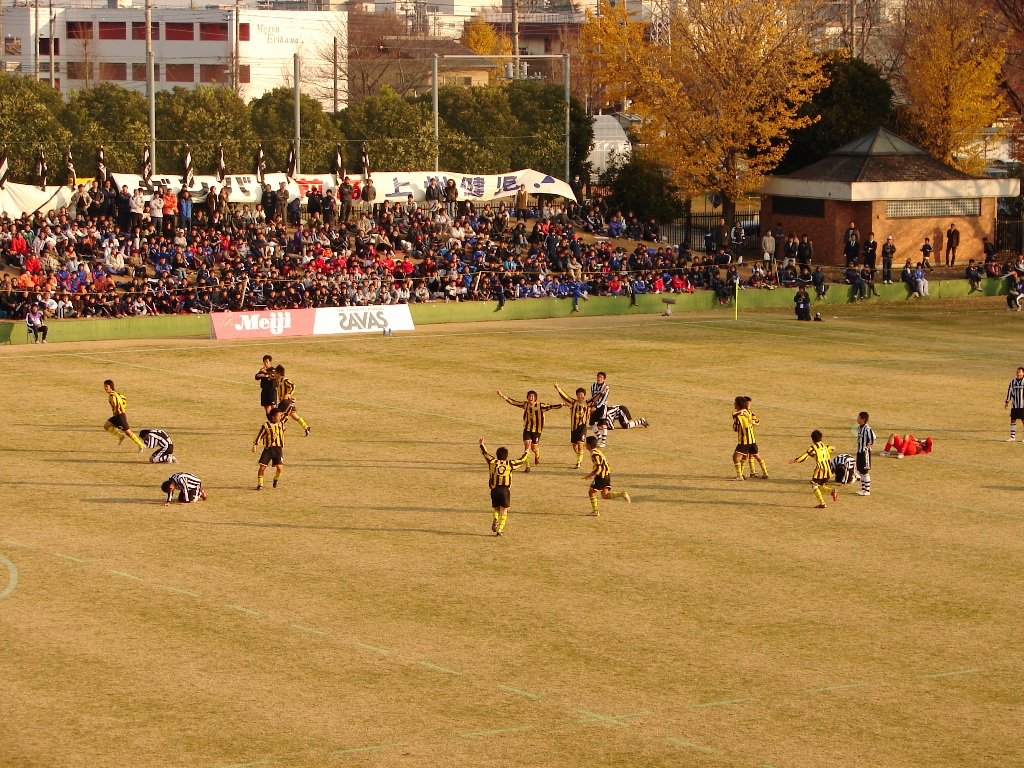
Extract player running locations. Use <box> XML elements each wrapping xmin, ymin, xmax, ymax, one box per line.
<box><xmin>554</xmin><ymin>383</ymin><xmax>592</xmax><ymax>468</ymax></box>
<box><xmin>1005</xmin><ymin>367</ymin><xmax>1024</xmax><ymax>441</ymax></box>
<box><xmin>583</xmin><ymin>436</ymin><xmax>631</xmax><ymax>515</ymax></box>
<box><xmin>731</xmin><ymin>396</ymin><xmax>768</xmax><ymax>480</ymax></box>
<box><xmin>273</xmin><ymin>365</ymin><xmax>311</xmax><ymax>436</ymax></box>
<box><xmin>255</xmin><ymin>354</ymin><xmax>278</xmax><ymax>415</ymax></box>
<box><xmin>253</xmin><ymin>410</ymin><xmax>286</xmax><ymax>490</ymax></box>
<box><xmin>497</xmin><ymin>389</ymin><xmax>562</xmax><ymax>471</ymax></box>
<box><xmin>138</xmin><ymin>429</ymin><xmax>176</xmax><ymax>464</ymax></box>
<box><xmin>789</xmin><ymin>430</ymin><xmax>837</xmax><ymax>508</ymax></box>
<box><xmin>479</xmin><ymin>437</ymin><xmax>529</xmax><ymax>536</ymax></box>
<box><xmin>161</xmin><ymin>472</ymin><xmax>206</xmax><ymax>505</ymax></box>
<box><xmin>102</xmin><ymin>380</ymin><xmax>146</xmax><ymax>451</ymax></box>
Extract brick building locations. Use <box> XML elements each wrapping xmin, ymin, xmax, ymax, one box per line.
<box><xmin>758</xmin><ymin>128</ymin><xmax>1020</xmax><ymax>265</ymax></box>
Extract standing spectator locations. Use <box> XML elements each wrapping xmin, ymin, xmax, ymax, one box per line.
<box><xmin>361</xmin><ymin>176</ymin><xmax>378</xmax><ymax>219</ymax></box>
<box><xmin>797</xmin><ymin>234</ymin><xmax>813</xmax><ymax>269</ymax></box>
<box><xmin>761</xmin><ymin>228</ymin><xmax>776</xmax><ymax>269</ymax></box>
<box><xmin>116</xmin><ymin>184</ymin><xmax>132</xmax><ymax>231</ymax></box>
<box><xmin>715</xmin><ymin>218</ymin><xmax>730</xmax><ymax>254</ymax></box>
<box><xmin>322</xmin><ymin>189</ymin><xmax>337</xmax><ymax>225</ymax></box>
<box><xmin>275</xmin><ymin>182</ymin><xmax>289</xmax><ymax>224</ymax></box>
<box><xmin>811</xmin><ymin>265</ymin><xmax>828</xmax><ymax>298</ymax></box>
<box><xmin>570</xmin><ymin>173</ymin><xmax>585</xmax><ymax>204</ymax></box>
<box><xmin>179</xmin><ymin>189</ymin><xmax>193</xmax><ymax>232</ymax></box>
<box><xmin>26</xmin><ymin>303</ymin><xmax>48</xmax><ymax>343</ymax></box>
<box><xmin>162</xmin><ymin>187</ymin><xmax>178</xmax><ymax>236</ymax></box>
<box><xmin>920</xmin><ymin>236</ymin><xmax>934</xmax><ymax>271</ymax></box>
<box><xmin>881</xmin><ymin>235</ymin><xmax>896</xmax><ymax>284</ymax></box>
<box><xmin>862</xmin><ymin>232</ymin><xmax>878</xmax><ymax>278</ymax></box>
<box><xmin>783</xmin><ymin>233</ymin><xmax>799</xmax><ymax>267</ymax></box>
<box><xmin>260</xmin><ymin>183</ymin><xmax>276</xmax><ymax>219</ymax></box>
<box><xmin>130</xmin><ymin>188</ymin><xmax>146</xmax><ymax>230</ymax></box>
<box><xmin>424</xmin><ymin>177</ymin><xmax>443</xmax><ymax>213</ymax></box>
<box><xmin>206</xmin><ymin>185</ymin><xmax>220</xmax><ymax>224</ymax></box>
<box><xmin>842</xmin><ymin>225</ymin><xmax>860</xmax><ymax>267</ymax></box>
<box><xmin>945</xmin><ymin>222</ymin><xmax>960</xmax><ymax>266</ymax></box>
<box><xmin>515</xmin><ymin>184</ymin><xmax>529</xmax><ymax>222</ymax></box>
<box><xmin>339</xmin><ymin>176</ymin><xmax>354</xmax><ymax>224</ymax></box>
<box><xmin>148</xmin><ymin>192</ymin><xmax>164</xmax><ymax>234</ymax></box>
<box><xmin>729</xmin><ymin>219</ymin><xmax>746</xmax><ymax>259</ymax></box>
<box><xmin>983</xmin><ymin>236</ymin><xmax>997</xmax><ymax>263</ymax></box>
<box><xmin>445</xmin><ymin>179</ymin><xmax>459</xmax><ymax>219</ymax></box>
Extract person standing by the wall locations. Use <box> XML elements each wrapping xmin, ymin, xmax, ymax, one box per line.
<box><xmin>945</xmin><ymin>222</ymin><xmax>960</xmax><ymax>267</ymax></box>
<box><xmin>881</xmin><ymin>235</ymin><xmax>896</xmax><ymax>284</ymax></box>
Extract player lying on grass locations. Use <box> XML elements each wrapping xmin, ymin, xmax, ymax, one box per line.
<box><xmin>161</xmin><ymin>472</ymin><xmax>206</xmax><ymax>506</ymax></box>
<box><xmin>498</xmin><ymin>389</ymin><xmax>562</xmax><ymax>471</ymax></box>
<box><xmin>139</xmin><ymin>429</ymin><xmax>176</xmax><ymax>464</ymax></box>
<box><xmin>602</xmin><ymin>404</ymin><xmax>650</xmax><ymax>433</ymax></box>
<box><xmin>479</xmin><ymin>438</ymin><xmax>529</xmax><ymax>536</ymax></box>
<box><xmin>882</xmin><ymin>434</ymin><xmax>933</xmax><ymax>457</ymax></box>
<box><xmin>554</xmin><ymin>384</ymin><xmax>592</xmax><ymax>468</ymax></box>
<box><xmin>583</xmin><ymin>436</ymin><xmax>631</xmax><ymax>516</ymax></box>
<box><xmin>789</xmin><ymin>430</ymin><xmax>837</xmax><ymax>509</ymax></box>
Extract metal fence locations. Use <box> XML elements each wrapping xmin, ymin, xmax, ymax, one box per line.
<box><xmin>661</xmin><ymin>210</ymin><xmax>761</xmax><ymax>254</ymax></box>
<box><xmin>996</xmin><ymin>219</ymin><xmax>1024</xmax><ymax>255</ymax></box>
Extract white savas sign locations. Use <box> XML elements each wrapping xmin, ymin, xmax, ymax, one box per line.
<box><xmin>312</xmin><ymin>305</ymin><xmax>415</xmax><ymax>336</ymax></box>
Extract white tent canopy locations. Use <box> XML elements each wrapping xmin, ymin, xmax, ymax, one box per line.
<box><xmin>587</xmin><ymin>115</ymin><xmax>632</xmax><ymax>179</ymax></box>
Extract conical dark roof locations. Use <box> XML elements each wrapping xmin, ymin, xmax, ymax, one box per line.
<box><xmin>786</xmin><ymin>128</ymin><xmax>974</xmax><ymax>183</ymax></box>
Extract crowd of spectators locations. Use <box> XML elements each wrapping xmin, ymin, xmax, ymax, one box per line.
<box><xmin>0</xmin><ymin>178</ymin><xmax>1018</xmax><ymax>322</ymax></box>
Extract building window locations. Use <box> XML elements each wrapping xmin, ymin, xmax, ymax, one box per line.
<box><xmin>66</xmin><ymin>60</ymin><xmax>91</xmax><ymax>80</ymax></box>
<box><xmin>132</xmin><ymin>22</ymin><xmax>159</xmax><ymax>40</ymax></box>
<box><xmin>199</xmin><ymin>63</ymin><xmax>230</xmax><ymax>83</ymax></box>
<box><xmin>66</xmin><ymin>21</ymin><xmax>93</xmax><ymax>40</ymax></box>
<box><xmin>239</xmin><ymin>23</ymin><xmax>250</xmax><ymax>41</ymax></box>
<box><xmin>771</xmin><ymin>196</ymin><xmax>825</xmax><ymax>218</ymax></box>
<box><xmin>38</xmin><ymin>38</ymin><xmax>60</xmax><ymax>55</ymax></box>
<box><xmin>165</xmin><ymin>63</ymin><xmax>194</xmax><ymax>82</ymax></box>
<box><xmin>199</xmin><ymin>23</ymin><xmax>229</xmax><ymax>41</ymax></box>
<box><xmin>239</xmin><ymin>64</ymin><xmax>250</xmax><ymax>84</ymax></box>
<box><xmin>4</xmin><ymin>36</ymin><xmax>21</xmax><ymax>55</ymax></box>
<box><xmin>98</xmin><ymin>22</ymin><xmax>127</xmax><ymax>40</ymax></box>
<box><xmin>99</xmin><ymin>62</ymin><xmax>127</xmax><ymax>80</ymax></box>
<box><xmin>885</xmin><ymin>199</ymin><xmax>981</xmax><ymax>218</ymax></box>
<box><xmin>164</xmin><ymin>22</ymin><xmax>194</xmax><ymax>41</ymax></box>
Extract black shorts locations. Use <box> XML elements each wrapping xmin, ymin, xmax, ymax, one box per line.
<box><xmin>811</xmin><ymin>477</ymin><xmax>831</xmax><ymax>486</ymax></box>
<box><xmin>1011</xmin><ymin>407</ymin><xmax>1024</xmax><ymax>421</ymax></box>
<box><xmin>570</xmin><ymin>426</ymin><xmax>587</xmax><ymax>444</ymax></box>
<box><xmin>590</xmin><ymin>475</ymin><xmax>611</xmax><ymax>490</ymax></box>
<box><xmin>108</xmin><ymin>413</ymin><xmax>129</xmax><ymax>431</ymax></box>
<box><xmin>490</xmin><ymin>486</ymin><xmax>511</xmax><ymax>509</ymax></box>
<box><xmin>258</xmin><ymin>447</ymin><xmax>284</xmax><ymax>466</ymax></box>
<box><xmin>589</xmin><ymin>406</ymin><xmax>607</xmax><ymax>426</ymax></box>
<box><xmin>261</xmin><ymin>391</ymin><xmax>277</xmax><ymax>407</ymax></box>
<box><xmin>523</xmin><ymin>430</ymin><xmax>541</xmax><ymax>444</ymax></box>
<box><xmin>735</xmin><ymin>443</ymin><xmax>758</xmax><ymax>454</ymax></box>
<box><xmin>856</xmin><ymin>451</ymin><xmax>871</xmax><ymax>473</ymax></box>
<box><xmin>274</xmin><ymin>401</ymin><xmax>295</xmax><ymax>418</ymax></box>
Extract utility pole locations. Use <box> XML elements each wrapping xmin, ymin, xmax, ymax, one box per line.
<box><xmin>146</xmin><ymin>0</ymin><xmax>156</xmax><ymax>176</ymax></box>
<box><xmin>48</xmin><ymin>0</ymin><xmax>54</xmax><ymax>88</ymax></box>
<box><xmin>233</xmin><ymin>0</ymin><xmax>240</xmax><ymax>93</ymax></box>
<box><xmin>333</xmin><ymin>36</ymin><xmax>339</xmax><ymax>113</ymax></box>
<box><xmin>848</xmin><ymin>0</ymin><xmax>855</xmax><ymax>54</ymax></box>
<box><xmin>432</xmin><ymin>53</ymin><xmax>439</xmax><ymax>172</ymax></box>
<box><xmin>563</xmin><ymin>52</ymin><xmax>570</xmax><ymax>183</ymax></box>
<box><xmin>293</xmin><ymin>53</ymin><xmax>301</xmax><ymax>175</ymax></box>
<box><xmin>511</xmin><ymin>0</ymin><xmax>519</xmax><ymax>80</ymax></box>
<box><xmin>33</xmin><ymin>0</ymin><xmax>39</xmax><ymax>81</ymax></box>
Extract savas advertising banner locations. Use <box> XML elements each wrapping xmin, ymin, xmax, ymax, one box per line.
<box><xmin>210</xmin><ymin>305</ymin><xmax>415</xmax><ymax>340</ymax></box>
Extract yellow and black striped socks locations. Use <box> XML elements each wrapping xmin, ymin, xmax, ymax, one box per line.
<box><xmin>257</xmin><ymin>474</ymin><xmax>264</xmax><ymax>489</ymax></box>
<box><xmin>129</xmin><ymin>432</ymin><xmax>145</xmax><ymax>449</ymax></box>
<box><xmin>574</xmin><ymin>449</ymin><xmax>583</xmax><ymax>467</ymax></box>
<box><xmin>104</xmin><ymin>424</ymin><xmax>122</xmax><ymax>439</ymax></box>
<box><xmin>757</xmin><ymin>458</ymin><xmax>768</xmax><ymax>477</ymax></box>
<box><xmin>813</xmin><ymin>486</ymin><xmax>826</xmax><ymax>505</ymax></box>
<box><xmin>734</xmin><ymin>461</ymin><xmax>744</xmax><ymax>478</ymax></box>
<box><xmin>296</xmin><ymin>416</ymin><xmax>309</xmax><ymax>430</ymax></box>
<box><xmin>274</xmin><ymin>467</ymin><xmax>283</xmax><ymax>482</ymax></box>
<box><xmin>608</xmin><ymin>491</ymin><xmax>626</xmax><ymax>500</ymax></box>
<box><xmin>498</xmin><ymin>511</ymin><xmax>508</xmax><ymax>532</ymax></box>
<box><xmin>589</xmin><ymin>495</ymin><xmax>600</xmax><ymax>514</ymax></box>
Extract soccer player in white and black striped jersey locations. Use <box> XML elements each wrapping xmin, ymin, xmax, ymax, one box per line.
<box><xmin>160</xmin><ymin>472</ymin><xmax>206</xmax><ymax>506</ymax></box>
<box><xmin>589</xmin><ymin>372</ymin><xmax>610</xmax><ymax>446</ymax></box>
<box><xmin>855</xmin><ymin>411</ymin><xmax>875</xmax><ymax>496</ymax></box>
<box><xmin>139</xmin><ymin>429</ymin><xmax>176</xmax><ymax>464</ymax></box>
<box><xmin>1005</xmin><ymin>368</ymin><xmax>1024</xmax><ymax>441</ymax></box>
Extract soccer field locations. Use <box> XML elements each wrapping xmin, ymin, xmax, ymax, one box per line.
<box><xmin>4</xmin><ymin>300</ymin><xmax>1024</xmax><ymax>768</ymax></box>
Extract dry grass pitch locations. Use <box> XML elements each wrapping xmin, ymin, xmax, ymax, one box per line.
<box><xmin>3</xmin><ymin>300</ymin><xmax>1024</xmax><ymax>768</ymax></box>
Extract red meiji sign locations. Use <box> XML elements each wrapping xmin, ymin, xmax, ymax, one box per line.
<box><xmin>211</xmin><ymin>308</ymin><xmax>316</xmax><ymax>339</ymax></box>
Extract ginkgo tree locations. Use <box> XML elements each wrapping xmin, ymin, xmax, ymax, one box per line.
<box><xmin>581</xmin><ymin>0</ymin><xmax>827</xmax><ymax>222</ymax></box>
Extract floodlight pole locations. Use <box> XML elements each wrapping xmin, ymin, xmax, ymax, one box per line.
<box><xmin>432</xmin><ymin>53</ymin><xmax>439</xmax><ymax>172</ymax></box>
<box><xmin>146</xmin><ymin>0</ymin><xmax>156</xmax><ymax>175</ymax></box>
<box><xmin>563</xmin><ymin>52</ymin><xmax>570</xmax><ymax>183</ymax></box>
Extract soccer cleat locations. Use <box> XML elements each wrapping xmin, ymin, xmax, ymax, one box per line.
<box><xmin>118</xmin><ymin>434</ymin><xmax>126</xmax><ymax>446</ymax></box>
<box><xmin>305</xmin><ymin>426</ymin><xmax>311</xmax><ymax>437</ymax></box>
<box><xmin>623</xmin><ymin>492</ymin><xmax>631</xmax><ymax>504</ymax></box>
<box><xmin>639</xmin><ymin>419</ymin><xmax>650</xmax><ymax>428</ymax></box>
<box><xmin>534</xmin><ymin>455</ymin><xmax>539</xmax><ymax>465</ymax></box>
<box><xmin>168</xmin><ymin>456</ymin><xmax>177</xmax><ymax>464</ymax></box>
<box><xmin>138</xmin><ymin>445</ymin><xmax>144</xmax><ymax>453</ymax></box>
<box><xmin>1007</xmin><ymin>437</ymin><xmax>1017</xmax><ymax>442</ymax></box>
<box><xmin>896</xmin><ymin>453</ymin><xmax>904</xmax><ymax>459</ymax></box>
<box><xmin>256</xmin><ymin>485</ymin><xmax>263</xmax><ymax>491</ymax></box>
<box><xmin>272</xmin><ymin>479</ymin><xmax>278</xmax><ymax>488</ymax></box>
<box><xmin>491</xmin><ymin>519</ymin><xmax>498</xmax><ymax>533</ymax></box>
<box><xmin>524</xmin><ymin>466</ymin><xmax>531</xmax><ymax>473</ymax></box>
<box><xmin>586</xmin><ymin>511</ymin><xmax>600</xmax><ymax>516</ymax></box>
<box><xmin>199</xmin><ymin>489</ymin><xmax>207</xmax><ymax>501</ymax></box>
<box><xmin>831</xmin><ymin>488</ymin><xmax>839</xmax><ymax>502</ymax></box>
<box><xmin>496</xmin><ymin>530</ymin><xmax>503</xmax><ymax>536</ymax></box>
<box><xmin>730</xmin><ymin>476</ymin><xmax>744</xmax><ymax>481</ymax></box>
<box><xmin>815</xmin><ymin>503</ymin><xmax>827</xmax><ymax>509</ymax></box>
<box><xmin>856</xmin><ymin>490</ymin><xmax>870</xmax><ymax>496</ymax></box>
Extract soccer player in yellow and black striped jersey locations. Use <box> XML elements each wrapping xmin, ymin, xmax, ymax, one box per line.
<box><xmin>731</xmin><ymin>395</ymin><xmax>768</xmax><ymax>480</ymax></box>
<box><xmin>273</xmin><ymin>364</ymin><xmax>310</xmax><ymax>436</ymax></box>
<box><xmin>789</xmin><ymin>430</ymin><xmax>838</xmax><ymax>508</ymax></box>
<box><xmin>102</xmin><ymin>379</ymin><xmax>146</xmax><ymax>451</ymax></box>
<box><xmin>479</xmin><ymin>437</ymin><xmax>529</xmax><ymax>536</ymax></box>
<box><xmin>252</xmin><ymin>410</ymin><xmax>286</xmax><ymax>490</ymax></box>
<box><xmin>554</xmin><ymin>383</ymin><xmax>592</xmax><ymax>468</ymax></box>
<box><xmin>584</xmin><ymin>436</ymin><xmax>631</xmax><ymax>515</ymax></box>
<box><xmin>497</xmin><ymin>389</ymin><xmax>562</xmax><ymax>471</ymax></box>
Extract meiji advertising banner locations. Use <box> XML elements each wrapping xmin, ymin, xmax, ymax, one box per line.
<box><xmin>211</xmin><ymin>305</ymin><xmax>414</xmax><ymax>340</ymax></box>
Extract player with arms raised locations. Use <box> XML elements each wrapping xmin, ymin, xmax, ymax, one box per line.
<box><xmin>497</xmin><ymin>389</ymin><xmax>561</xmax><ymax>471</ymax></box>
<box><xmin>479</xmin><ymin>438</ymin><xmax>529</xmax><ymax>536</ymax></box>
<box><xmin>554</xmin><ymin>383</ymin><xmax>592</xmax><ymax>468</ymax></box>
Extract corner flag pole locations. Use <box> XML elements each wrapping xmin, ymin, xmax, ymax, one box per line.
<box><xmin>734</xmin><ymin>279</ymin><xmax>739</xmax><ymax>321</ymax></box>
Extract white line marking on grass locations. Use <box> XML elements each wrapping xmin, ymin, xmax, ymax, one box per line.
<box><xmin>666</xmin><ymin>737</ymin><xmax>717</xmax><ymax>753</ymax></box>
<box><xmin>219</xmin><ymin>761</ymin><xmax>271</xmax><ymax>768</ymax></box>
<box><xmin>328</xmin><ymin>742</ymin><xmax>405</xmax><ymax>756</ymax></box>
<box><xmin>917</xmin><ymin>668</ymin><xmax>981</xmax><ymax>680</ymax></box>
<box><xmin>160</xmin><ymin>585</ymin><xmax>201</xmax><ymax>598</ymax></box>
<box><xmin>415</xmin><ymin>661</ymin><xmax>462</xmax><ymax>675</ymax></box>
<box><xmin>801</xmin><ymin>682</ymin><xmax>869</xmax><ymax>693</ymax></box>
<box><xmin>107</xmin><ymin>569</ymin><xmax>142</xmax><ymax>580</ymax></box>
<box><xmin>496</xmin><ymin>685</ymin><xmax>543</xmax><ymax>700</ymax></box>
<box><xmin>0</xmin><ymin>555</ymin><xmax>19</xmax><ymax>599</ymax></box>
<box><xmin>457</xmin><ymin>726</ymin><xmax>535</xmax><ymax>738</ymax></box>
<box><xmin>574</xmin><ymin>709</ymin><xmax>646</xmax><ymax>727</ymax></box>
<box><xmin>289</xmin><ymin>623</ymin><xmax>330</xmax><ymax>636</ymax></box>
<box><xmin>226</xmin><ymin>604</ymin><xmax>263</xmax><ymax>617</ymax></box>
<box><xmin>4</xmin><ymin>539</ymin><xmax>33</xmax><ymax>549</ymax></box>
<box><xmin>352</xmin><ymin>641</ymin><xmax>391</xmax><ymax>655</ymax></box>
<box><xmin>52</xmin><ymin>552</ymin><xmax>86</xmax><ymax>563</ymax></box>
<box><xmin>691</xmin><ymin>697</ymin><xmax>756</xmax><ymax>709</ymax></box>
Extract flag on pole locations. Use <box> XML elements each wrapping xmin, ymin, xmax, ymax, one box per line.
<box><xmin>333</xmin><ymin>143</ymin><xmax>345</xmax><ymax>178</ymax></box>
<box><xmin>254</xmin><ymin>143</ymin><xmax>266</xmax><ymax>185</ymax></box>
<box><xmin>361</xmin><ymin>141</ymin><xmax>370</xmax><ymax>177</ymax></box>
<box><xmin>37</xmin><ymin>146</ymin><xmax>48</xmax><ymax>189</ymax></box>
<box><xmin>183</xmin><ymin>144</ymin><xmax>194</xmax><ymax>190</ymax></box>
<box><xmin>65</xmin><ymin>147</ymin><xmax>76</xmax><ymax>186</ymax></box>
<box><xmin>286</xmin><ymin>141</ymin><xmax>297</xmax><ymax>178</ymax></box>
<box><xmin>0</xmin><ymin>147</ymin><xmax>8</xmax><ymax>189</ymax></box>
<box><xmin>215</xmin><ymin>143</ymin><xmax>226</xmax><ymax>183</ymax></box>
<box><xmin>96</xmin><ymin>145</ymin><xmax>108</xmax><ymax>183</ymax></box>
<box><xmin>140</xmin><ymin>145</ymin><xmax>152</xmax><ymax>183</ymax></box>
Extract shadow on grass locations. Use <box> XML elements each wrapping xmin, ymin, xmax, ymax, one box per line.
<box><xmin>186</xmin><ymin>519</ymin><xmax>491</xmax><ymax>537</ymax></box>
<box><xmin>82</xmin><ymin>497</ymin><xmax>165</xmax><ymax>504</ymax></box>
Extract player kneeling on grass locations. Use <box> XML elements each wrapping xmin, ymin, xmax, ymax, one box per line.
<box><xmin>789</xmin><ymin>430</ymin><xmax>837</xmax><ymax>509</ymax></box>
<box><xmin>161</xmin><ymin>472</ymin><xmax>206</xmax><ymax>506</ymax></box>
<box><xmin>831</xmin><ymin>453</ymin><xmax>859</xmax><ymax>485</ymax></box>
<box><xmin>139</xmin><ymin>429</ymin><xmax>176</xmax><ymax>464</ymax></box>
<box><xmin>479</xmin><ymin>438</ymin><xmax>529</xmax><ymax>536</ymax></box>
<box><xmin>584</xmin><ymin>436</ymin><xmax>630</xmax><ymax>516</ymax></box>
<box><xmin>253</xmin><ymin>410</ymin><xmax>286</xmax><ymax>490</ymax></box>
<box><xmin>882</xmin><ymin>433</ymin><xmax>933</xmax><ymax>458</ymax></box>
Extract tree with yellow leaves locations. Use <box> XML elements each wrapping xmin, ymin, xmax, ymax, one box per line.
<box><xmin>460</xmin><ymin>16</ymin><xmax>513</xmax><ymax>84</ymax></box>
<box><xmin>580</xmin><ymin>0</ymin><xmax>827</xmax><ymax>222</ymax></box>
<box><xmin>897</xmin><ymin>0</ymin><xmax>1007</xmax><ymax>174</ymax></box>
